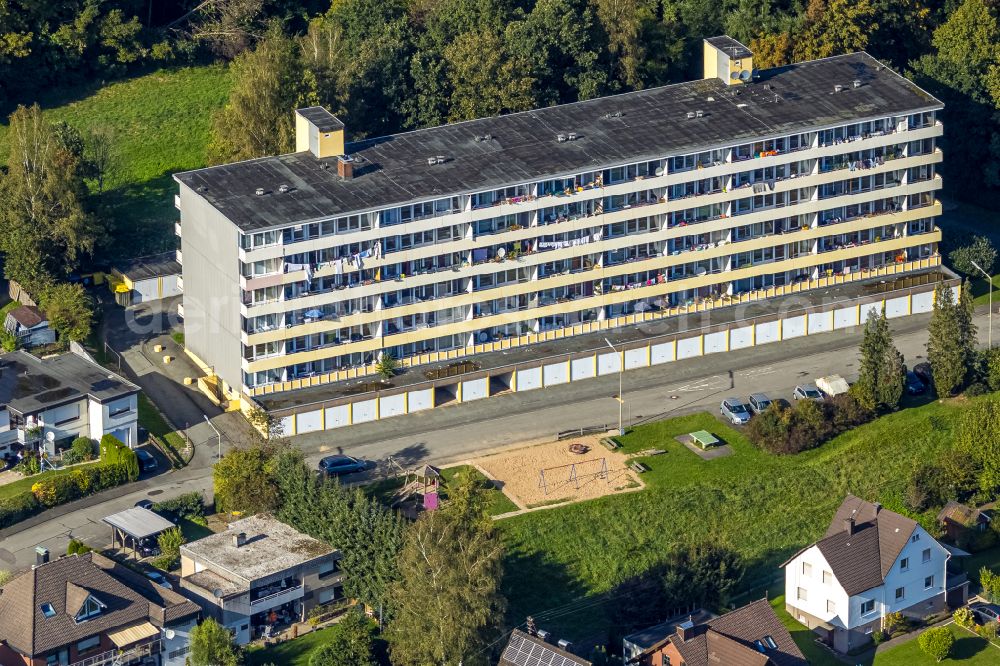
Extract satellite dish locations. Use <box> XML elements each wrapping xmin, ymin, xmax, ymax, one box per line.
<box><xmin>497</xmin><ymin>247</ymin><xmax>506</xmax><ymax>259</ymax></box>
<box><xmin>654</xmin><ymin>167</ymin><xmax>664</xmax><ymax>176</ymax></box>
<box><xmin>739</xmin><ymin>70</ymin><xmax>751</xmax><ymax>82</ymax></box>
<box><xmin>213</xmin><ymin>588</ymin><xmax>224</xmax><ymax>599</ymax></box>
<box><xmin>164</xmin><ymin>629</ymin><xmax>175</xmax><ymax>640</ymax></box>
<box><xmin>696</xmin><ymin>267</ymin><xmax>708</xmax><ymax>277</ymax></box>
<box><xmin>730</xmin><ymin>71</ymin><xmax>741</xmax><ymax>80</ymax></box>
<box><xmin>45</xmin><ymin>431</ymin><xmax>55</xmax><ymax>442</ymax></box>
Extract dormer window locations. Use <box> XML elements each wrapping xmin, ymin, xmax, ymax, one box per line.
<box><xmin>75</xmin><ymin>595</ymin><xmax>105</xmax><ymax>622</ymax></box>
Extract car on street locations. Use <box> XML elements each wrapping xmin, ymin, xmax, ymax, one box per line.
<box><xmin>905</xmin><ymin>371</ymin><xmax>926</xmax><ymax>395</ymax></box>
<box><xmin>318</xmin><ymin>454</ymin><xmax>369</xmax><ymax>477</ymax></box>
<box><xmin>971</xmin><ymin>602</ymin><xmax>1000</xmax><ymax>625</ymax></box>
<box><xmin>134</xmin><ymin>499</ymin><xmax>154</xmax><ymax>510</ymax></box>
<box><xmin>792</xmin><ymin>384</ymin><xmax>824</xmax><ymax>401</ymax></box>
<box><xmin>747</xmin><ymin>393</ymin><xmax>773</xmax><ymax>414</ymax></box>
<box><xmin>145</xmin><ymin>570</ymin><xmax>172</xmax><ymax>590</ymax></box>
<box><xmin>720</xmin><ymin>397</ymin><xmax>752</xmax><ymax>425</ymax></box>
<box><xmin>135</xmin><ymin>448</ymin><xmax>158</xmax><ymax>474</ymax></box>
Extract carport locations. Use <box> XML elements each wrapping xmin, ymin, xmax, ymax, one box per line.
<box><xmin>103</xmin><ymin>507</ymin><xmax>176</xmax><ymax>559</ymax></box>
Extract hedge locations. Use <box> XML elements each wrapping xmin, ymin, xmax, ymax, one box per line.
<box><xmin>0</xmin><ymin>460</ymin><xmax>134</xmax><ymax>529</ymax></box>
<box><xmin>100</xmin><ymin>434</ymin><xmax>140</xmax><ymax>482</ymax></box>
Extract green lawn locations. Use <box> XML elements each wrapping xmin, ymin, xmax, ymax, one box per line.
<box><xmin>0</xmin><ymin>65</ymin><xmax>231</xmax><ymax>258</ymax></box>
<box><xmin>970</xmin><ymin>274</ymin><xmax>1000</xmax><ymax>307</ymax></box>
<box><xmin>246</xmin><ymin>625</ymin><xmax>339</xmax><ymax>666</ymax></box>
<box><xmin>769</xmin><ymin>594</ymin><xmax>843</xmax><ymax>666</ymax></box>
<box><xmin>874</xmin><ymin>623</ymin><xmax>1000</xmax><ymax>664</ymax></box>
<box><xmin>498</xmin><ymin>403</ymin><xmax>966</xmax><ymax>639</ymax></box>
<box><xmin>137</xmin><ymin>393</ymin><xmax>188</xmax><ymax>467</ymax></box>
<box><xmin>0</xmin><ymin>467</ymin><xmax>78</xmax><ymax>500</ymax></box>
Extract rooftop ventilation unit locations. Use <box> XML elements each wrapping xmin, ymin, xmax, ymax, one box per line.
<box><xmin>278</xmin><ymin>184</ymin><xmax>289</xmax><ymax>193</ymax></box>
<box><xmin>695</xmin><ymin>110</ymin><xmax>704</xmax><ymax>118</ymax></box>
<box><xmin>567</xmin><ymin>132</ymin><xmax>578</xmax><ymax>141</ymax></box>
<box><xmin>536</xmin><ymin>629</ymin><xmax>550</xmax><ymax>642</ymax></box>
<box><xmin>686</xmin><ymin>111</ymin><xmax>696</xmax><ymax>119</ymax></box>
<box><xmin>255</xmin><ymin>187</ymin><xmax>265</xmax><ymax>196</ymax></box>
<box><xmin>834</xmin><ymin>84</ymin><xmax>844</xmax><ymax>93</ymax></box>
<box><xmin>196</xmin><ymin>185</ymin><xmax>208</xmax><ymax>193</ymax></box>
<box><xmin>736</xmin><ymin>103</ymin><xmax>749</xmax><ymax>108</ymax></box>
<box><xmin>853</xmin><ymin>79</ymin><xmax>862</xmax><ymax>88</ymax></box>
<box><xmin>707</xmin><ymin>96</ymin><xmax>715</xmax><ymax>102</ymax></box>
<box><xmin>557</xmin><ymin>639</ymin><xmax>573</xmax><ymax>651</ymax></box>
<box><xmin>426</xmin><ymin>156</ymin><xmax>447</xmax><ymax>165</ymax></box>
<box><xmin>427</xmin><ymin>157</ymin><xmax>436</xmax><ymax>166</ymax></box>
<box><xmin>556</xmin><ymin>134</ymin><xmax>567</xmax><ymax>142</ymax></box>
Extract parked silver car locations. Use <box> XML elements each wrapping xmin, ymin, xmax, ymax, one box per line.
<box><xmin>747</xmin><ymin>393</ymin><xmax>773</xmax><ymax>414</ymax></box>
<box><xmin>792</xmin><ymin>384</ymin><xmax>824</xmax><ymax>401</ymax></box>
<box><xmin>720</xmin><ymin>397</ymin><xmax>752</xmax><ymax>425</ymax></box>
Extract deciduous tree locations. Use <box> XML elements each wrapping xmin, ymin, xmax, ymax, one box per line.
<box><xmin>308</xmin><ymin>609</ymin><xmax>376</xmax><ymax>666</ymax></box>
<box><xmin>918</xmin><ymin>626</ymin><xmax>954</xmax><ymax>662</ymax></box>
<box><xmin>41</xmin><ymin>282</ymin><xmax>93</xmax><ymax>342</ymax></box>
<box><xmin>388</xmin><ymin>472</ymin><xmax>505</xmax><ymax>666</ymax></box>
<box><xmin>189</xmin><ymin>618</ymin><xmax>241</xmax><ymax>666</ymax></box>
<box><xmin>212</xmin><ymin>440</ymin><xmax>284</xmax><ymax>514</ymax></box>
<box><xmin>444</xmin><ymin>29</ymin><xmax>535</xmax><ymax>121</ymax></box>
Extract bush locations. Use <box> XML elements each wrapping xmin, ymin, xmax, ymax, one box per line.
<box><xmin>31</xmin><ymin>475</ymin><xmax>81</xmax><ymax>508</ymax></box>
<box><xmin>153</xmin><ymin>492</ymin><xmax>205</xmax><ymax>520</ymax></box>
<box><xmin>978</xmin><ymin>621</ymin><xmax>999</xmax><ymax>640</ymax></box>
<box><xmin>964</xmin><ymin>381</ymin><xmax>990</xmax><ymax>397</ymax></box>
<box><xmin>68</xmin><ymin>437</ymin><xmax>95</xmax><ymax>462</ymax></box>
<box><xmin>14</xmin><ymin>455</ymin><xmax>40</xmax><ymax>476</ymax></box>
<box><xmin>100</xmin><ymin>434</ymin><xmax>139</xmax><ymax>481</ymax></box>
<box><xmin>67</xmin><ymin>539</ymin><xmax>93</xmax><ymax>555</ymax></box>
<box><xmin>748</xmin><ymin>394</ymin><xmax>873</xmax><ymax>454</ymax></box>
<box><xmin>918</xmin><ymin>626</ymin><xmax>954</xmax><ymax>662</ymax></box>
<box><xmin>883</xmin><ymin>611</ymin><xmax>906</xmax><ymax>636</ymax></box>
<box><xmin>0</xmin><ymin>492</ymin><xmax>41</xmax><ymax>528</ymax></box>
<box><xmin>155</xmin><ymin>527</ymin><xmax>186</xmax><ymax>570</ymax></box>
<box><xmin>954</xmin><ymin>607</ymin><xmax>976</xmax><ymax>629</ymax></box>
<box><xmin>980</xmin><ymin>567</ymin><xmax>1000</xmax><ymax>602</ymax></box>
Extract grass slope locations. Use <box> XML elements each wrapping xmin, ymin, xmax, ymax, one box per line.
<box><xmin>246</xmin><ymin>625</ymin><xmax>339</xmax><ymax>666</ymax></box>
<box><xmin>0</xmin><ymin>65</ymin><xmax>231</xmax><ymax>258</ymax></box>
<box><xmin>498</xmin><ymin>404</ymin><xmax>963</xmax><ymax>639</ymax></box>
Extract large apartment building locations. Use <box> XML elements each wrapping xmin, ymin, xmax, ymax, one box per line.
<box><xmin>175</xmin><ymin>37</ymin><xmax>944</xmax><ymax>404</ymax></box>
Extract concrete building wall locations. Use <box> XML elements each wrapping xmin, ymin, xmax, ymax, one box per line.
<box><xmin>179</xmin><ymin>182</ymin><xmax>244</xmax><ymax>395</ymax></box>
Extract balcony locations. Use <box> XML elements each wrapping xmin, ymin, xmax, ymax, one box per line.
<box><xmin>174</xmin><ymin>221</ymin><xmax>182</xmax><ymax>237</ymax></box>
<box><xmin>249</xmin><ymin>582</ymin><xmax>304</xmax><ymax>609</ymax></box>
<box><xmin>70</xmin><ymin>639</ymin><xmax>162</xmax><ymax>666</ymax></box>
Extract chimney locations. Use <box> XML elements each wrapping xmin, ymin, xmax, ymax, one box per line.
<box><xmin>234</xmin><ymin>532</ymin><xmax>247</xmax><ymax>548</ymax></box>
<box><xmin>703</xmin><ymin>36</ymin><xmax>753</xmax><ymax>86</ymax></box>
<box><xmin>844</xmin><ymin>517</ymin><xmax>855</xmax><ymax>535</ymax></box>
<box><xmin>676</xmin><ymin>618</ymin><xmax>695</xmax><ymax>642</ymax></box>
<box><xmin>337</xmin><ymin>156</ymin><xmax>354</xmax><ymax>180</ymax></box>
<box><xmin>295</xmin><ymin>107</ymin><xmax>345</xmax><ymax>159</ymax></box>
<box><xmin>35</xmin><ymin>546</ymin><xmax>49</xmax><ymax>566</ymax></box>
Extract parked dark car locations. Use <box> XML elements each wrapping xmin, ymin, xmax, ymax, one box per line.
<box><xmin>135</xmin><ymin>448</ymin><xmax>158</xmax><ymax>473</ymax></box>
<box><xmin>318</xmin><ymin>455</ymin><xmax>368</xmax><ymax>477</ymax></box>
<box><xmin>134</xmin><ymin>499</ymin><xmax>154</xmax><ymax>510</ymax></box>
<box><xmin>913</xmin><ymin>362</ymin><xmax>933</xmax><ymax>385</ymax></box>
<box><xmin>905</xmin><ymin>371</ymin><xmax>926</xmax><ymax>395</ymax></box>
<box><xmin>136</xmin><ymin>538</ymin><xmax>160</xmax><ymax>558</ymax></box>
<box><xmin>971</xmin><ymin>602</ymin><xmax>1000</xmax><ymax>625</ymax></box>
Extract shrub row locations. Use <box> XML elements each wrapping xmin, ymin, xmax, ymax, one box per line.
<box><xmin>746</xmin><ymin>394</ymin><xmax>874</xmax><ymax>454</ymax></box>
<box><xmin>0</xmin><ymin>435</ymin><xmax>138</xmax><ymax>529</ymax></box>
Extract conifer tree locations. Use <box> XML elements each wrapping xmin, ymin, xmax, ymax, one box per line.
<box><xmin>927</xmin><ymin>282</ymin><xmax>967</xmax><ymax>396</ymax></box>
<box><xmin>852</xmin><ymin>307</ymin><xmax>905</xmax><ymax>411</ymax></box>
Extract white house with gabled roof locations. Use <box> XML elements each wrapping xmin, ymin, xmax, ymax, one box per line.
<box><xmin>782</xmin><ymin>495</ymin><xmax>952</xmax><ymax>653</ymax></box>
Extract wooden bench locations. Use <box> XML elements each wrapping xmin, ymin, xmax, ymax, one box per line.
<box><xmin>600</xmin><ymin>437</ymin><xmax>621</xmax><ymax>450</ymax></box>
<box><xmin>629</xmin><ymin>461</ymin><xmax>649</xmax><ymax>474</ymax></box>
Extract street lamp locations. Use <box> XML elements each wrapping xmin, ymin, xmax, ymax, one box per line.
<box><xmin>204</xmin><ymin>415</ymin><xmax>222</xmax><ymax>459</ymax></box>
<box><xmin>970</xmin><ymin>259</ymin><xmax>993</xmax><ymax>349</ymax></box>
<box><xmin>605</xmin><ymin>338</ymin><xmax>624</xmax><ymax>436</ymax></box>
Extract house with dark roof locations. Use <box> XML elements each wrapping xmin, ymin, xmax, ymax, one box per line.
<box><xmin>937</xmin><ymin>501</ymin><xmax>992</xmax><ymax>543</ymax></box>
<box><xmin>0</xmin><ymin>350</ymin><xmax>140</xmax><ymax>463</ymax></box>
<box><xmin>0</xmin><ymin>551</ymin><xmax>200</xmax><ymax>666</ymax></box>
<box><xmin>3</xmin><ymin>306</ymin><xmax>55</xmax><ymax>348</ymax></box>
<box><xmin>782</xmin><ymin>495</ymin><xmax>953</xmax><ymax>653</ymax></box>
<box><xmin>626</xmin><ymin>598</ymin><xmax>806</xmax><ymax>666</ymax></box>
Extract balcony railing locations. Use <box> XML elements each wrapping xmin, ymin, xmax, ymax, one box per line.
<box><xmin>70</xmin><ymin>639</ymin><xmax>161</xmax><ymax>666</ymax></box>
<box><xmin>250</xmin><ymin>582</ymin><xmax>303</xmax><ymax>607</ymax></box>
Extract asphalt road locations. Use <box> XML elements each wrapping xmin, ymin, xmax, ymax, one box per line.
<box><xmin>0</xmin><ymin>309</ymin><xmax>992</xmax><ymax>572</ymax></box>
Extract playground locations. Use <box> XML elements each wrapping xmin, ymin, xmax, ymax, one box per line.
<box><xmin>474</xmin><ymin>435</ymin><xmax>641</xmax><ymax>509</ymax></box>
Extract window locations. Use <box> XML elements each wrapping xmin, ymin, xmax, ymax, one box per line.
<box><xmin>107</xmin><ymin>397</ymin><xmax>132</xmax><ymax>418</ymax></box>
<box><xmin>861</xmin><ymin>599</ymin><xmax>875</xmax><ymax>615</ymax></box>
<box><xmin>51</xmin><ymin>403</ymin><xmax>81</xmax><ymax>426</ymax></box>
<box><xmin>826</xmin><ymin>600</ymin><xmax>836</xmax><ymax>614</ymax></box>
<box><xmin>865</xmin><ymin>626</ymin><xmax>874</xmax><ymax>635</ymax></box>
<box><xmin>924</xmin><ymin>575</ymin><xmax>934</xmax><ymax>589</ymax></box>
<box><xmin>922</xmin><ymin>548</ymin><xmax>931</xmax><ymax>563</ymax></box>
<box><xmin>46</xmin><ymin>656</ymin><xmax>59</xmax><ymax>666</ymax></box>
<box><xmin>822</xmin><ymin>570</ymin><xmax>833</xmax><ymax>585</ymax></box>
<box><xmin>802</xmin><ymin>562</ymin><xmax>812</xmax><ymax>576</ymax></box>
<box><xmin>797</xmin><ymin>587</ymin><xmax>807</xmax><ymax>602</ymax></box>
<box><xmin>40</xmin><ymin>603</ymin><xmax>56</xmax><ymax>618</ymax></box>
<box><xmin>911</xmin><ymin>533</ymin><xmax>920</xmax><ymax>543</ymax></box>
<box><xmin>900</xmin><ymin>557</ymin><xmax>909</xmax><ymax>571</ymax></box>
<box><xmin>75</xmin><ymin>596</ymin><xmax>105</xmax><ymax>622</ymax></box>
<box><xmin>76</xmin><ymin>636</ymin><xmax>100</xmax><ymax>654</ymax></box>
<box><xmin>895</xmin><ymin>587</ymin><xmax>905</xmax><ymax>601</ymax></box>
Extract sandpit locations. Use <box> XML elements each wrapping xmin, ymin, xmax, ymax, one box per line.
<box><xmin>474</xmin><ymin>435</ymin><xmax>641</xmax><ymax>509</ymax></box>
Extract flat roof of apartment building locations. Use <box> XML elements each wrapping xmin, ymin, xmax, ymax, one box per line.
<box><xmin>175</xmin><ymin>52</ymin><xmax>941</xmax><ymax>233</ymax></box>
<box><xmin>180</xmin><ymin>514</ymin><xmax>334</xmax><ymax>583</ymax></box>
<box><xmin>0</xmin><ymin>350</ymin><xmax>139</xmax><ymax>415</ymax></box>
